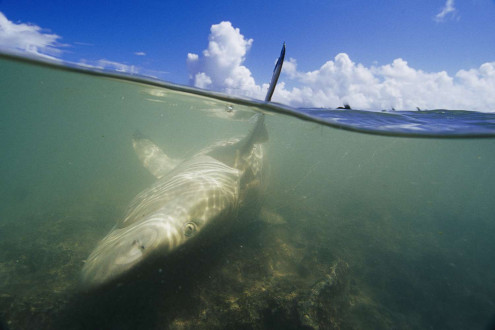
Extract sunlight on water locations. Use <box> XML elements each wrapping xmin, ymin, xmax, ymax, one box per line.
<box><xmin>1</xmin><ymin>55</ymin><xmax>495</xmax><ymax>329</ymax></box>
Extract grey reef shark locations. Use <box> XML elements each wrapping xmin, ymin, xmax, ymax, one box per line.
<box><xmin>81</xmin><ymin>44</ymin><xmax>286</xmax><ymax>288</ymax></box>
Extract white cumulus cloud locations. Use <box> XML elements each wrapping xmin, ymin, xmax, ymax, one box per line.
<box><xmin>188</xmin><ymin>21</ymin><xmax>495</xmax><ymax>112</ymax></box>
<box><xmin>0</xmin><ymin>11</ymin><xmax>63</xmax><ymax>59</ymax></box>
<box><xmin>0</xmin><ymin>12</ymin><xmax>172</xmax><ymax>79</ymax></box>
<box><xmin>435</xmin><ymin>0</ymin><xmax>457</xmax><ymax>22</ymax></box>
<box><xmin>275</xmin><ymin>55</ymin><xmax>495</xmax><ymax>111</ymax></box>
<box><xmin>187</xmin><ymin>21</ymin><xmax>265</xmax><ymax>99</ymax></box>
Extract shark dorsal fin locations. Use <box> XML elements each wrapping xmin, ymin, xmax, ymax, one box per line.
<box><xmin>265</xmin><ymin>42</ymin><xmax>285</xmax><ymax>102</ymax></box>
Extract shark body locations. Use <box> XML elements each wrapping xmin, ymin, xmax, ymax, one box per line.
<box><xmin>81</xmin><ymin>43</ymin><xmax>285</xmax><ymax>288</ymax></box>
<box><xmin>81</xmin><ymin>115</ymin><xmax>267</xmax><ymax>287</ymax></box>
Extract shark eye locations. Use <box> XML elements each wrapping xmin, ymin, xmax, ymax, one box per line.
<box><xmin>183</xmin><ymin>222</ymin><xmax>198</xmax><ymax>237</ymax></box>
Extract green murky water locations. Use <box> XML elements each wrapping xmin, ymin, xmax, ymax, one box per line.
<box><xmin>1</xmin><ymin>55</ymin><xmax>495</xmax><ymax>329</ymax></box>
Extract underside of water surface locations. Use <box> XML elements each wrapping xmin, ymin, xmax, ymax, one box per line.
<box><xmin>1</xmin><ymin>54</ymin><xmax>495</xmax><ymax>329</ymax></box>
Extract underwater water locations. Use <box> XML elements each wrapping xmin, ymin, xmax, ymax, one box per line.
<box><xmin>1</xmin><ymin>54</ymin><xmax>495</xmax><ymax>329</ymax></box>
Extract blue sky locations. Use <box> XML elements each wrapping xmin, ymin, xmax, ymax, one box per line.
<box><xmin>1</xmin><ymin>0</ymin><xmax>495</xmax><ymax>111</ymax></box>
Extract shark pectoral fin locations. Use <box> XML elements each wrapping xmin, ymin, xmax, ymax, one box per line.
<box><xmin>132</xmin><ymin>130</ymin><xmax>182</xmax><ymax>179</ymax></box>
<box><xmin>260</xmin><ymin>208</ymin><xmax>287</xmax><ymax>225</ymax></box>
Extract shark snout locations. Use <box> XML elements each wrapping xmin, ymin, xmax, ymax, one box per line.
<box><xmin>81</xmin><ymin>220</ymin><xmax>182</xmax><ymax>287</ymax></box>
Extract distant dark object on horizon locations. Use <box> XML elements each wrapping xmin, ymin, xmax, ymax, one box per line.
<box><xmin>337</xmin><ymin>104</ymin><xmax>352</xmax><ymax>110</ymax></box>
